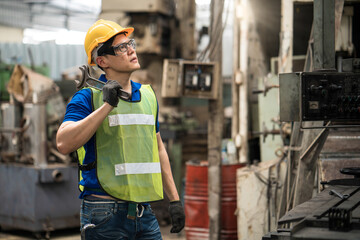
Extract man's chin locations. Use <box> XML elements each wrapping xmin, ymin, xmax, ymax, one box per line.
<box><xmin>132</xmin><ymin>64</ymin><xmax>141</xmax><ymax>70</ymax></box>
<box><xmin>129</xmin><ymin>65</ymin><xmax>141</xmax><ymax>73</ymax></box>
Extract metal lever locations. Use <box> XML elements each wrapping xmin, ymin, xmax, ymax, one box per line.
<box><xmin>252</xmin><ymin>84</ymin><xmax>279</xmax><ymax>96</ymax></box>
<box><xmin>252</xmin><ymin>122</ymin><xmax>281</xmax><ymax>142</ymax></box>
<box><xmin>77</xmin><ymin>65</ymin><xmax>131</xmax><ymax>100</ymax></box>
<box><xmin>329</xmin><ymin>189</ymin><xmax>349</xmax><ymax>199</ymax></box>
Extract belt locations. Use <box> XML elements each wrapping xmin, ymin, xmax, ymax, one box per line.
<box><xmin>83</xmin><ymin>196</ymin><xmax>146</xmax><ymax>219</ymax></box>
<box><xmin>83</xmin><ymin>199</ymin><xmax>126</xmax><ymax>204</ymax></box>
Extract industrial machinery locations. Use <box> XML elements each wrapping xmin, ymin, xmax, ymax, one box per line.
<box><xmin>267</xmin><ymin>0</ymin><xmax>360</xmax><ymax>239</ymax></box>
<box><xmin>263</xmin><ymin>168</ymin><xmax>360</xmax><ymax>240</ymax></box>
<box><xmin>280</xmin><ymin>59</ymin><xmax>360</xmax><ymax>123</ymax></box>
<box><xmin>0</xmin><ymin>65</ymin><xmax>80</xmax><ymax>238</ymax></box>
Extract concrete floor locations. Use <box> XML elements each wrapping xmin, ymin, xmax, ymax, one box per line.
<box><xmin>0</xmin><ymin>224</ymin><xmax>186</xmax><ymax>240</ymax></box>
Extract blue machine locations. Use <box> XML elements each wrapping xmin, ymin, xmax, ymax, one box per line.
<box><xmin>0</xmin><ymin>164</ymin><xmax>80</xmax><ymax>233</ymax></box>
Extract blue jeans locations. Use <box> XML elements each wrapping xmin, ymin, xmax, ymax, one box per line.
<box><xmin>80</xmin><ymin>197</ymin><xmax>163</xmax><ymax>240</ymax></box>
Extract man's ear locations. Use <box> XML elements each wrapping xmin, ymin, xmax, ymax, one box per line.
<box><xmin>96</xmin><ymin>56</ymin><xmax>108</xmax><ymax>69</ymax></box>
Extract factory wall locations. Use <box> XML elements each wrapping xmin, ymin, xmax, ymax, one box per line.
<box><xmin>0</xmin><ymin>25</ymin><xmax>23</xmax><ymax>43</ymax></box>
<box><xmin>0</xmin><ymin>42</ymin><xmax>86</xmax><ymax>80</ymax></box>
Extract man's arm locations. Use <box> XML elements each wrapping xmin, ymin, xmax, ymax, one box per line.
<box><xmin>57</xmin><ymin>80</ymin><xmax>122</xmax><ymax>154</ymax></box>
<box><xmin>157</xmin><ymin>132</ymin><xmax>185</xmax><ymax>233</ymax></box>
<box><xmin>157</xmin><ymin>132</ymin><xmax>179</xmax><ymax>201</ymax></box>
<box><xmin>56</xmin><ymin>103</ymin><xmax>114</xmax><ymax>154</ymax></box>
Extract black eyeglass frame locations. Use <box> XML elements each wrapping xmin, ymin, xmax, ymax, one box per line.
<box><xmin>99</xmin><ymin>39</ymin><xmax>136</xmax><ymax>56</ymax></box>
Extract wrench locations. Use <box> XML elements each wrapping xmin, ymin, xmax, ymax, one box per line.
<box><xmin>77</xmin><ymin>65</ymin><xmax>131</xmax><ymax>100</ymax></box>
<box><xmin>329</xmin><ymin>189</ymin><xmax>349</xmax><ymax>199</ymax></box>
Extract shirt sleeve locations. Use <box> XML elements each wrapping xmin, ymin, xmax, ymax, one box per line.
<box><xmin>63</xmin><ymin>88</ymin><xmax>93</xmax><ymax>123</ymax></box>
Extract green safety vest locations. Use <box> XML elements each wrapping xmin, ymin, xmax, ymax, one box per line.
<box><xmin>78</xmin><ymin>84</ymin><xmax>163</xmax><ymax>203</ymax></box>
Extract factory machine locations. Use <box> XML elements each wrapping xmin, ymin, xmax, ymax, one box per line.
<box><xmin>263</xmin><ymin>1</ymin><xmax>360</xmax><ymax>239</ymax></box>
<box><xmin>264</xmin><ymin>61</ymin><xmax>360</xmax><ymax>239</ymax></box>
<box><xmin>0</xmin><ymin>65</ymin><xmax>80</xmax><ymax>238</ymax></box>
<box><xmin>263</xmin><ymin>168</ymin><xmax>360</xmax><ymax>240</ymax></box>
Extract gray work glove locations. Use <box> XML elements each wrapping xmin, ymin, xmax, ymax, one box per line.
<box><xmin>102</xmin><ymin>80</ymin><xmax>122</xmax><ymax>107</ymax></box>
<box><xmin>169</xmin><ymin>201</ymin><xmax>185</xmax><ymax>233</ymax></box>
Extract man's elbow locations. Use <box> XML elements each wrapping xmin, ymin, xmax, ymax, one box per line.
<box><xmin>56</xmin><ymin>143</ymin><xmax>71</xmax><ymax>155</ymax></box>
<box><xmin>56</xmin><ymin>139</ymin><xmax>72</xmax><ymax>155</ymax></box>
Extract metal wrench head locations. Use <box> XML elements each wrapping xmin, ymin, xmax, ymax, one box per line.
<box><xmin>76</xmin><ymin>65</ymin><xmax>92</xmax><ymax>90</ymax></box>
<box><xmin>77</xmin><ymin>65</ymin><xmax>105</xmax><ymax>90</ymax></box>
<box><xmin>77</xmin><ymin>65</ymin><xmax>131</xmax><ymax>101</ymax></box>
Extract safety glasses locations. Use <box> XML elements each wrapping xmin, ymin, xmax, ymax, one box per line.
<box><xmin>99</xmin><ymin>39</ymin><xmax>136</xmax><ymax>56</ymax></box>
<box><xmin>113</xmin><ymin>39</ymin><xmax>136</xmax><ymax>55</ymax></box>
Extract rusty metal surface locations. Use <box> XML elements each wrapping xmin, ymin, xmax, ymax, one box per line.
<box><xmin>320</xmin><ymin>158</ymin><xmax>360</xmax><ymax>182</ymax></box>
<box><xmin>320</xmin><ymin>128</ymin><xmax>360</xmax><ymax>182</ymax></box>
<box><xmin>7</xmin><ymin>65</ymin><xmax>60</xmax><ymax>104</ymax></box>
<box><xmin>321</xmin><ymin>129</ymin><xmax>360</xmax><ymax>154</ymax></box>
<box><xmin>278</xmin><ymin>185</ymin><xmax>358</xmax><ymax>225</ymax></box>
<box><xmin>266</xmin><ymin>186</ymin><xmax>360</xmax><ymax>240</ymax></box>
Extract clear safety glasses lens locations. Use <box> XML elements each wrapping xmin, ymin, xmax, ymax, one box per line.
<box><xmin>113</xmin><ymin>39</ymin><xmax>136</xmax><ymax>55</ymax></box>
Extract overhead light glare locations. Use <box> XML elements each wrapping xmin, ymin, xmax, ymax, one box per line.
<box><xmin>23</xmin><ymin>28</ymin><xmax>86</xmax><ymax>45</ymax></box>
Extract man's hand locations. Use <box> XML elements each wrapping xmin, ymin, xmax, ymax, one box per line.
<box><xmin>103</xmin><ymin>80</ymin><xmax>122</xmax><ymax>107</ymax></box>
<box><xmin>169</xmin><ymin>201</ymin><xmax>185</xmax><ymax>233</ymax></box>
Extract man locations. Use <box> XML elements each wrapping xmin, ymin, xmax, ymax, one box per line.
<box><xmin>56</xmin><ymin>19</ymin><xmax>185</xmax><ymax>239</ymax></box>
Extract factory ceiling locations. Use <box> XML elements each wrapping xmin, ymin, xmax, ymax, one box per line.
<box><xmin>0</xmin><ymin>0</ymin><xmax>101</xmax><ymax>31</ymax></box>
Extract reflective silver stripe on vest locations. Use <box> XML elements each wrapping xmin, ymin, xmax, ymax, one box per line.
<box><xmin>108</xmin><ymin>114</ymin><xmax>155</xmax><ymax>127</ymax></box>
<box><xmin>114</xmin><ymin>162</ymin><xmax>161</xmax><ymax>176</ymax></box>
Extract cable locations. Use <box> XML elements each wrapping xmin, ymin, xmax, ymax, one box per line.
<box><xmin>197</xmin><ymin>0</ymin><xmax>229</xmax><ymax>62</ymax></box>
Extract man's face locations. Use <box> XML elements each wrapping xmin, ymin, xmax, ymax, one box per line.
<box><xmin>102</xmin><ymin>34</ymin><xmax>140</xmax><ymax>73</ymax></box>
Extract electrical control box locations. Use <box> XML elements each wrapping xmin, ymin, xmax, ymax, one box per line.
<box><xmin>161</xmin><ymin>59</ymin><xmax>219</xmax><ymax>99</ymax></box>
<box><xmin>280</xmin><ymin>71</ymin><xmax>360</xmax><ymax>122</ymax></box>
<box><xmin>301</xmin><ymin>72</ymin><xmax>360</xmax><ymax>121</ymax></box>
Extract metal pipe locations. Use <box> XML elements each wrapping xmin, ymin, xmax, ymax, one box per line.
<box><xmin>23</xmin><ymin>103</ymin><xmax>47</xmax><ymax>167</ymax></box>
<box><xmin>52</xmin><ymin>169</ymin><xmax>63</xmax><ymax>182</ymax></box>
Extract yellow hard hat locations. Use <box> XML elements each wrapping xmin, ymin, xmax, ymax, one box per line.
<box><xmin>84</xmin><ymin>19</ymin><xmax>134</xmax><ymax>65</ymax></box>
